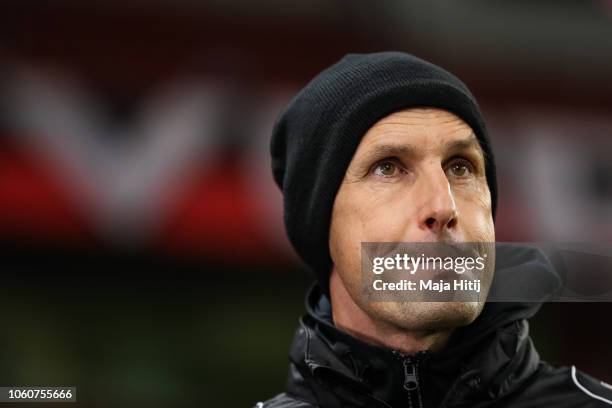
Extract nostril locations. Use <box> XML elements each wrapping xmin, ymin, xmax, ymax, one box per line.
<box><xmin>425</xmin><ymin>217</ymin><xmax>436</xmax><ymax>228</ymax></box>
<box><xmin>447</xmin><ymin>218</ymin><xmax>457</xmax><ymax>229</ymax></box>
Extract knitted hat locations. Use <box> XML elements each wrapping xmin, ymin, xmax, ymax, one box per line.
<box><xmin>270</xmin><ymin>51</ymin><xmax>497</xmax><ymax>294</ymax></box>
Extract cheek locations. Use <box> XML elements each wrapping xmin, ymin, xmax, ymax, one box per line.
<box><xmin>455</xmin><ymin>183</ymin><xmax>495</xmax><ymax>242</ymax></box>
<box><xmin>330</xmin><ymin>183</ymin><xmax>413</xmax><ymax>262</ymax></box>
<box><xmin>330</xmin><ymin>184</ymin><xmax>413</xmax><ymax>287</ymax></box>
<box><xmin>329</xmin><ymin>190</ymin><xmax>359</xmax><ymax>279</ymax></box>
<box><xmin>329</xmin><ymin>185</ymin><xmax>365</xmax><ymax>267</ymax></box>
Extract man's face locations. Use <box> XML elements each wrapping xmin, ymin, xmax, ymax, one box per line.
<box><xmin>329</xmin><ymin>107</ymin><xmax>495</xmax><ymax>332</ymax></box>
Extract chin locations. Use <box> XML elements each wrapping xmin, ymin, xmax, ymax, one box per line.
<box><xmin>371</xmin><ymin>301</ymin><xmax>484</xmax><ymax>332</ymax></box>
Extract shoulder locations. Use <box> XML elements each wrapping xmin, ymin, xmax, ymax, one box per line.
<box><xmin>514</xmin><ymin>362</ymin><xmax>612</xmax><ymax>407</ymax></box>
<box><xmin>252</xmin><ymin>393</ymin><xmax>317</xmax><ymax>408</ymax></box>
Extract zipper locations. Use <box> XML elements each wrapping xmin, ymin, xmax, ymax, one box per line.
<box><xmin>393</xmin><ymin>351</ymin><xmax>425</xmax><ymax>408</ymax></box>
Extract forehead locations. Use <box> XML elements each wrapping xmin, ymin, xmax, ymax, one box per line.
<box><xmin>359</xmin><ymin>107</ymin><xmax>477</xmax><ymax>153</ymax></box>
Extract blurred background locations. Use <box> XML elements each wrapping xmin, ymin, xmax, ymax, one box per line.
<box><xmin>0</xmin><ymin>0</ymin><xmax>611</xmax><ymax>406</ymax></box>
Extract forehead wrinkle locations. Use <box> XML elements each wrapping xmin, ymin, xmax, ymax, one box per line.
<box><xmin>357</xmin><ymin>131</ymin><xmax>483</xmax><ymax>166</ymax></box>
<box><xmin>368</xmin><ymin>121</ymin><xmax>422</xmax><ymax>130</ymax></box>
<box><xmin>365</xmin><ymin>124</ymin><xmax>476</xmax><ymax>147</ymax></box>
<box><xmin>370</xmin><ymin>114</ymin><xmax>471</xmax><ymax>132</ymax></box>
<box><xmin>360</xmin><ymin>109</ymin><xmax>481</xmax><ymax>156</ymax></box>
<box><xmin>391</xmin><ymin>108</ymin><xmax>442</xmax><ymax>116</ymax></box>
<box><xmin>384</xmin><ymin>108</ymin><xmax>461</xmax><ymax>120</ymax></box>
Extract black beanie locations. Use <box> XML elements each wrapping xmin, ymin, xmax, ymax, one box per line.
<box><xmin>270</xmin><ymin>51</ymin><xmax>497</xmax><ymax>294</ymax></box>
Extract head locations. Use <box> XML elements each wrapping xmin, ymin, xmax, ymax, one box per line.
<box><xmin>271</xmin><ymin>51</ymin><xmax>498</xmax><ymax>333</ymax></box>
<box><xmin>329</xmin><ymin>107</ymin><xmax>495</xmax><ymax>332</ymax></box>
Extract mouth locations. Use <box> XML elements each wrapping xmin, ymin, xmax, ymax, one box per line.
<box><xmin>430</xmin><ymin>265</ymin><xmax>475</xmax><ymax>281</ymax></box>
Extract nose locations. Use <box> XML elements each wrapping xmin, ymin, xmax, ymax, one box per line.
<box><xmin>417</xmin><ymin>166</ymin><xmax>458</xmax><ymax>235</ymax></box>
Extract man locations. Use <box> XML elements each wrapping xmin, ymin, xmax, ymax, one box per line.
<box><xmin>258</xmin><ymin>52</ymin><xmax>612</xmax><ymax>407</ymax></box>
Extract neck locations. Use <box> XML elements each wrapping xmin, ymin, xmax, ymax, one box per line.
<box><xmin>329</xmin><ymin>270</ymin><xmax>453</xmax><ymax>355</ymax></box>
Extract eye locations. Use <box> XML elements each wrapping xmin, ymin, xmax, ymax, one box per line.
<box><xmin>373</xmin><ymin>161</ymin><xmax>399</xmax><ymax>177</ymax></box>
<box><xmin>446</xmin><ymin>158</ymin><xmax>474</xmax><ymax>178</ymax></box>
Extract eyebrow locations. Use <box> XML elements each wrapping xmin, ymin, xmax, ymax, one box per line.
<box><xmin>360</xmin><ymin>144</ymin><xmax>419</xmax><ymax>164</ymax></box>
<box><xmin>362</xmin><ymin>133</ymin><xmax>484</xmax><ymax>163</ymax></box>
<box><xmin>445</xmin><ymin>134</ymin><xmax>482</xmax><ymax>154</ymax></box>
<box><xmin>446</xmin><ymin>134</ymin><xmax>488</xmax><ymax>168</ymax></box>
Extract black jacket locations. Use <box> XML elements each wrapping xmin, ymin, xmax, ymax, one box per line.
<box><xmin>255</xmin><ymin>246</ymin><xmax>612</xmax><ymax>407</ymax></box>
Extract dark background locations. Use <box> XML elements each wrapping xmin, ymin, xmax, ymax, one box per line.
<box><xmin>0</xmin><ymin>1</ymin><xmax>611</xmax><ymax>406</ymax></box>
